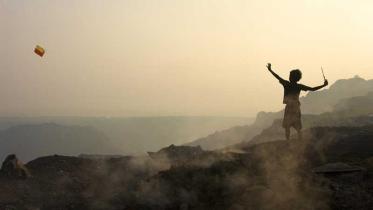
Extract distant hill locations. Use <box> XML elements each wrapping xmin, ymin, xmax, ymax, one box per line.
<box><xmin>0</xmin><ymin>123</ymin><xmax>117</xmax><ymax>161</ymax></box>
<box><xmin>0</xmin><ymin>116</ymin><xmax>252</xmax><ymax>156</ymax></box>
<box><xmin>187</xmin><ymin>76</ymin><xmax>373</xmax><ymax>150</ymax></box>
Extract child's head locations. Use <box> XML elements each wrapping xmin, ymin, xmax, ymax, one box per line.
<box><xmin>289</xmin><ymin>69</ymin><xmax>302</xmax><ymax>83</ymax></box>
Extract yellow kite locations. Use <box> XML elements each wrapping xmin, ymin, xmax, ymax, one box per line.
<box><xmin>34</xmin><ymin>45</ymin><xmax>45</xmax><ymax>57</ymax></box>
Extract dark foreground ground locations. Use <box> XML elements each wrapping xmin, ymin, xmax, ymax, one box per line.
<box><xmin>1</xmin><ymin>126</ymin><xmax>373</xmax><ymax>210</ymax></box>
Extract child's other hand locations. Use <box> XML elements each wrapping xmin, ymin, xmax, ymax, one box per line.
<box><xmin>267</xmin><ymin>63</ymin><xmax>272</xmax><ymax>70</ymax></box>
<box><xmin>324</xmin><ymin>79</ymin><xmax>329</xmax><ymax>86</ymax></box>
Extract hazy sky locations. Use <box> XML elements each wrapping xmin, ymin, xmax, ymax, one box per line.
<box><xmin>1</xmin><ymin>0</ymin><xmax>373</xmax><ymax>117</ymax></box>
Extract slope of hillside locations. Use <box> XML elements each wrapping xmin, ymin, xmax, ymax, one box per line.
<box><xmin>186</xmin><ymin>111</ymin><xmax>284</xmax><ymax>150</ymax></box>
<box><xmin>0</xmin><ymin>123</ymin><xmax>117</xmax><ymax>161</ymax></box>
<box><xmin>333</xmin><ymin>91</ymin><xmax>373</xmax><ymax>115</ymax></box>
<box><xmin>186</xmin><ymin>124</ymin><xmax>258</xmax><ymax>150</ymax></box>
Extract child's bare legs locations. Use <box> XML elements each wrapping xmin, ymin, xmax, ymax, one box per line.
<box><xmin>296</xmin><ymin>128</ymin><xmax>302</xmax><ymax>140</ymax></box>
<box><xmin>285</xmin><ymin>127</ymin><xmax>290</xmax><ymax>140</ymax></box>
<box><xmin>285</xmin><ymin>127</ymin><xmax>302</xmax><ymax>140</ymax></box>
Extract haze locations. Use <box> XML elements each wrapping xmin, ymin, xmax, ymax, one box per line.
<box><xmin>1</xmin><ymin>0</ymin><xmax>373</xmax><ymax>117</ymax></box>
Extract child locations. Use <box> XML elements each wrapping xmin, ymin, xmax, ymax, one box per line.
<box><xmin>266</xmin><ymin>63</ymin><xmax>328</xmax><ymax>140</ymax></box>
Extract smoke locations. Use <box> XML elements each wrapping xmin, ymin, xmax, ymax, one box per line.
<box><xmin>219</xmin><ymin>127</ymin><xmax>339</xmax><ymax>210</ymax></box>
<box><xmin>29</xmin><ymin>155</ymin><xmax>172</xmax><ymax>210</ymax></box>
<box><xmin>256</xmin><ymin>144</ymin><xmax>312</xmax><ymax>209</ymax></box>
<box><xmin>84</xmin><ymin>156</ymin><xmax>172</xmax><ymax>210</ymax></box>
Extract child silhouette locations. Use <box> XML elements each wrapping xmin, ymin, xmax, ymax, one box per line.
<box><xmin>266</xmin><ymin>63</ymin><xmax>328</xmax><ymax>140</ymax></box>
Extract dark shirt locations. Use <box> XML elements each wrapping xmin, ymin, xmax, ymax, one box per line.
<box><xmin>279</xmin><ymin>79</ymin><xmax>309</xmax><ymax>104</ymax></box>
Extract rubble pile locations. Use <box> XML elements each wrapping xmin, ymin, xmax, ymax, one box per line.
<box><xmin>0</xmin><ymin>154</ymin><xmax>30</xmax><ymax>179</ymax></box>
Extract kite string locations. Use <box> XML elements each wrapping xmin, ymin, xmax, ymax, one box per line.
<box><xmin>321</xmin><ymin>66</ymin><xmax>326</xmax><ymax>80</ymax></box>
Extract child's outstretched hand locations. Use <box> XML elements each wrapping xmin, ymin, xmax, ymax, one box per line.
<box><xmin>324</xmin><ymin>79</ymin><xmax>329</xmax><ymax>86</ymax></box>
<box><xmin>267</xmin><ymin>63</ymin><xmax>272</xmax><ymax>70</ymax></box>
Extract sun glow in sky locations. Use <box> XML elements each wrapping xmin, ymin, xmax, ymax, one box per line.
<box><xmin>1</xmin><ymin>0</ymin><xmax>373</xmax><ymax>117</ymax></box>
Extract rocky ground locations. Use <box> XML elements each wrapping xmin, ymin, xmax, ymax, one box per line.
<box><xmin>0</xmin><ymin>126</ymin><xmax>373</xmax><ymax>210</ymax></box>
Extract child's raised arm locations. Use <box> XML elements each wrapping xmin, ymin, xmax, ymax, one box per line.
<box><xmin>266</xmin><ymin>63</ymin><xmax>285</xmax><ymax>83</ymax></box>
